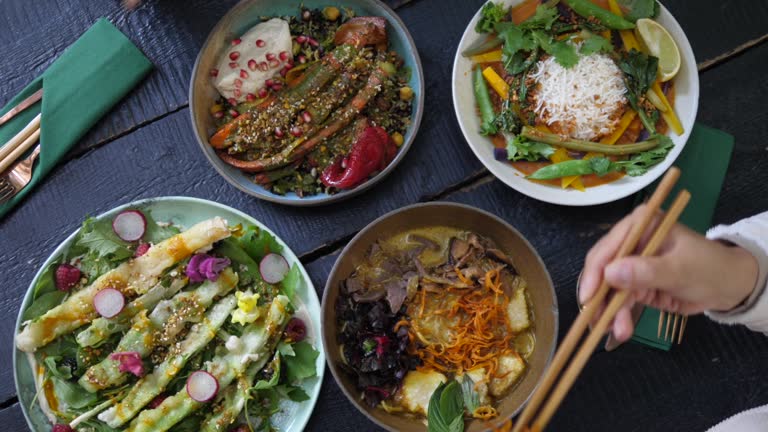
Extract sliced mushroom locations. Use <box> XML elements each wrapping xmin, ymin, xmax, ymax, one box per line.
<box><xmin>461</xmin><ymin>266</ymin><xmax>484</xmax><ymax>280</ymax></box>
<box><xmin>486</xmin><ymin>248</ymin><xmax>516</xmax><ymax>268</ymax></box>
<box><xmin>467</xmin><ymin>233</ymin><xmax>484</xmax><ymax>251</ymax></box>
<box><xmin>352</xmin><ymin>289</ymin><xmax>386</xmax><ymax>303</ymax></box>
<box><xmin>407</xmin><ymin>233</ymin><xmax>440</xmax><ymax>250</ymax></box>
<box><xmin>345</xmin><ymin>277</ymin><xmax>365</xmax><ymax>293</ymax></box>
<box><xmin>385</xmin><ymin>279</ymin><xmax>408</xmax><ymax>313</ymax></box>
<box><xmin>449</xmin><ymin>237</ymin><xmax>471</xmax><ymax>263</ymax></box>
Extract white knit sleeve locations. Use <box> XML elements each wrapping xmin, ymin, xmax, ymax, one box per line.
<box><xmin>704</xmin><ymin>211</ymin><xmax>768</xmax><ymax>333</ymax></box>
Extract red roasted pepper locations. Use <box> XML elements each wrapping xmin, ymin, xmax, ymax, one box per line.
<box><xmin>320</xmin><ymin>126</ymin><xmax>397</xmax><ymax>190</ymax></box>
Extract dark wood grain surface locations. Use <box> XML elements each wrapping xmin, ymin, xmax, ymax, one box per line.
<box><xmin>1</xmin><ymin>0</ymin><xmax>767</xmax><ymax>430</ymax></box>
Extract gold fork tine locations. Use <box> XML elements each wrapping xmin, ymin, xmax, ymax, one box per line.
<box><xmin>657</xmin><ymin>310</ymin><xmax>665</xmax><ymax>338</ymax></box>
<box><xmin>0</xmin><ymin>179</ymin><xmax>14</xmax><ymax>203</ymax></box>
<box><xmin>665</xmin><ymin>312</ymin><xmax>672</xmax><ymax>341</ymax></box>
<box><xmin>677</xmin><ymin>315</ymin><xmax>688</xmax><ymax>344</ymax></box>
<box><xmin>671</xmin><ymin>314</ymin><xmax>680</xmax><ymax>342</ymax></box>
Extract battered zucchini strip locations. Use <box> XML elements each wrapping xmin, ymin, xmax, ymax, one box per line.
<box><xmin>16</xmin><ymin>217</ymin><xmax>230</xmax><ymax>353</ymax></box>
<box><xmin>199</xmin><ymin>357</ymin><xmax>266</xmax><ymax>432</ymax></box>
<box><xmin>125</xmin><ymin>295</ymin><xmax>291</xmax><ymax>432</ymax></box>
<box><xmin>76</xmin><ymin>277</ymin><xmax>188</xmax><ymax>347</ymax></box>
<box><xmin>79</xmin><ymin>269</ymin><xmax>238</xmax><ymax>392</ymax></box>
<box><xmin>98</xmin><ymin>295</ymin><xmax>238</xmax><ymax>428</ymax></box>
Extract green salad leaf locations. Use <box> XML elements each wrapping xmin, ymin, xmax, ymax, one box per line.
<box><xmin>74</xmin><ymin>217</ymin><xmax>132</xmax><ymax>261</ymax></box>
<box><xmin>23</xmin><ymin>263</ymin><xmax>64</xmax><ymax>321</ymax></box>
<box><xmin>579</xmin><ymin>32</ymin><xmax>614</xmax><ymax>56</ymax></box>
<box><xmin>143</xmin><ymin>211</ymin><xmax>181</xmax><ymax>243</ymax></box>
<box><xmin>52</xmin><ymin>375</ymin><xmax>99</xmax><ymax>409</ymax></box>
<box><xmin>619</xmin><ymin>49</ymin><xmax>660</xmax><ymax>133</ymax></box>
<box><xmin>280</xmin><ymin>264</ymin><xmax>302</xmax><ymax>301</ymax></box>
<box><xmin>616</xmin><ymin>0</ymin><xmax>660</xmax><ymax>21</ymax></box>
<box><xmin>427</xmin><ymin>381</ymin><xmax>465</xmax><ymax>432</ymax></box>
<box><xmin>506</xmin><ymin>135</ymin><xmax>555</xmax><ymax>162</ymax></box>
<box><xmin>615</xmin><ymin>133</ymin><xmax>674</xmax><ymax>176</ymax></box>
<box><xmin>238</xmin><ymin>225</ymin><xmax>283</xmax><ymax>261</ymax></box>
<box><xmin>282</xmin><ymin>341</ymin><xmax>319</xmax><ymax>384</ymax></box>
<box><xmin>476</xmin><ymin>2</ymin><xmax>507</xmax><ymax>33</ymax></box>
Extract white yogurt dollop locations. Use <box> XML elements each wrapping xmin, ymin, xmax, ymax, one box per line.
<box><xmin>212</xmin><ymin>18</ymin><xmax>294</xmax><ymax>103</ymax></box>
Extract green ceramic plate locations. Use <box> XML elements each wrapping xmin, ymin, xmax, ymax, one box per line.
<box><xmin>13</xmin><ymin>196</ymin><xmax>324</xmax><ymax>431</ymax></box>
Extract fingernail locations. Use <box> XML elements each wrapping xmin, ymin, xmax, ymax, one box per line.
<box><xmin>605</xmin><ymin>261</ymin><xmax>631</xmax><ymax>286</ymax></box>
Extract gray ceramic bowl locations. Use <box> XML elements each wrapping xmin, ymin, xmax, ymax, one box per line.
<box><xmin>322</xmin><ymin>202</ymin><xmax>559</xmax><ymax>431</ymax></box>
<box><xmin>189</xmin><ymin>0</ymin><xmax>424</xmax><ymax>206</ymax></box>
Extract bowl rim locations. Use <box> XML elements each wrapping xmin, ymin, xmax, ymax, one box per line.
<box><xmin>320</xmin><ymin>201</ymin><xmax>559</xmax><ymax>431</ymax></box>
<box><xmin>451</xmin><ymin>0</ymin><xmax>699</xmax><ymax>206</ymax></box>
<box><xmin>12</xmin><ymin>196</ymin><xmax>325</xmax><ymax>432</ymax></box>
<box><xmin>188</xmin><ymin>0</ymin><xmax>425</xmax><ymax>207</ymax></box>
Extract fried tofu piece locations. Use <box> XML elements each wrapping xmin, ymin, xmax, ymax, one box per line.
<box><xmin>400</xmin><ymin>370</ymin><xmax>447</xmax><ymax>415</ymax></box>
<box><xmin>507</xmin><ymin>287</ymin><xmax>530</xmax><ymax>332</ymax></box>
<box><xmin>489</xmin><ymin>353</ymin><xmax>526</xmax><ymax>397</ymax></box>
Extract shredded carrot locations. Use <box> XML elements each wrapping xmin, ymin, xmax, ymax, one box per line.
<box><xmin>411</xmin><ymin>268</ymin><xmax>519</xmax><ymax>381</ymax></box>
<box><xmin>473</xmin><ymin>405</ymin><xmax>499</xmax><ymax>420</ymax></box>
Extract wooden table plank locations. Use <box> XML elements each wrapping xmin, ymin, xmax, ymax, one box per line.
<box><xmin>0</xmin><ymin>403</ymin><xmax>31</xmax><ymax>431</ymax></box>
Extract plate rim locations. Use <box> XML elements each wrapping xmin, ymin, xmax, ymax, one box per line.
<box><xmin>12</xmin><ymin>196</ymin><xmax>325</xmax><ymax>432</ymax></box>
<box><xmin>451</xmin><ymin>0</ymin><xmax>700</xmax><ymax>206</ymax></box>
<box><xmin>188</xmin><ymin>0</ymin><xmax>426</xmax><ymax>207</ymax></box>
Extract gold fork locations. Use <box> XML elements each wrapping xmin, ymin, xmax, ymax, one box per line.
<box><xmin>658</xmin><ymin>311</ymin><xmax>688</xmax><ymax>344</ymax></box>
<box><xmin>0</xmin><ymin>143</ymin><xmax>41</xmax><ymax>204</ymax></box>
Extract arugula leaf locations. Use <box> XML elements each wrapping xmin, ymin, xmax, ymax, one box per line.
<box><xmin>476</xmin><ymin>2</ymin><xmax>506</xmax><ymax>33</ymax></box>
<box><xmin>75</xmin><ymin>217</ymin><xmax>132</xmax><ymax>260</ymax></box>
<box><xmin>616</xmin><ymin>0</ymin><xmax>660</xmax><ymax>21</ymax></box>
<box><xmin>506</xmin><ymin>134</ymin><xmax>555</xmax><ymax>162</ymax></box>
<box><xmin>580</xmin><ymin>33</ymin><xmax>614</xmax><ymax>56</ymax></box>
<box><xmin>427</xmin><ymin>381</ymin><xmax>465</xmax><ymax>432</ymax></box>
<box><xmin>531</xmin><ymin>30</ymin><xmax>579</xmax><ymax>68</ymax></box>
<box><xmin>460</xmin><ymin>375</ymin><xmax>480</xmax><ymax>414</ymax></box>
<box><xmin>282</xmin><ymin>341</ymin><xmax>319</xmax><ymax>383</ymax></box>
<box><xmin>238</xmin><ymin>225</ymin><xmax>283</xmax><ymax>261</ymax></box>
<box><xmin>619</xmin><ymin>49</ymin><xmax>660</xmax><ymax>133</ymax></box>
<box><xmin>616</xmin><ymin>134</ymin><xmax>674</xmax><ymax>176</ymax></box>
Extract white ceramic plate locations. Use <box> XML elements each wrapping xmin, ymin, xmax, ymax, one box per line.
<box><xmin>452</xmin><ymin>0</ymin><xmax>699</xmax><ymax>206</ymax></box>
<box><xmin>13</xmin><ymin>196</ymin><xmax>324</xmax><ymax>432</ymax></box>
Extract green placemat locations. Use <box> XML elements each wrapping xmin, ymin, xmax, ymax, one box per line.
<box><xmin>0</xmin><ymin>18</ymin><xmax>153</xmax><ymax>218</ymax></box>
<box><xmin>630</xmin><ymin>123</ymin><xmax>735</xmax><ymax>350</ymax></box>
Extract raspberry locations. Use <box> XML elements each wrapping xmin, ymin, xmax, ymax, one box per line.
<box><xmin>134</xmin><ymin>243</ymin><xmax>151</xmax><ymax>257</ymax></box>
<box><xmin>54</xmin><ymin>264</ymin><xmax>81</xmax><ymax>291</ymax></box>
<box><xmin>284</xmin><ymin>317</ymin><xmax>307</xmax><ymax>343</ymax></box>
<box><xmin>52</xmin><ymin>424</ymin><xmax>74</xmax><ymax>432</ymax></box>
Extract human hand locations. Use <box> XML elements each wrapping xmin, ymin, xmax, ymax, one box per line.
<box><xmin>579</xmin><ymin>205</ymin><xmax>759</xmax><ymax>342</ymax></box>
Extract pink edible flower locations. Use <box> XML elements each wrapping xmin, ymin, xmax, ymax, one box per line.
<box><xmin>186</xmin><ymin>254</ymin><xmax>231</xmax><ymax>283</ymax></box>
<box><xmin>109</xmin><ymin>351</ymin><xmax>145</xmax><ymax>377</ymax></box>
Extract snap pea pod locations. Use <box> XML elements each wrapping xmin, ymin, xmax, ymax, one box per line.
<box><xmin>474</xmin><ymin>67</ymin><xmax>497</xmax><ymax>135</ymax></box>
<box><xmin>528</xmin><ymin>159</ymin><xmax>607</xmax><ymax>180</ymax></box>
<box><xmin>125</xmin><ymin>295</ymin><xmax>291</xmax><ymax>432</ymax></box>
<box><xmin>98</xmin><ymin>295</ymin><xmax>238</xmax><ymax>428</ymax></box>
<box><xmin>521</xmin><ymin>126</ymin><xmax>661</xmax><ymax>155</ymax></box>
<box><xmin>563</xmin><ymin>0</ymin><xmax>636</xmax><ymax>29</ymax></box>
<box><xmin>76</xmin><ymin>277</ymin><xmax>188</xmax><ymax>347</ymax></box>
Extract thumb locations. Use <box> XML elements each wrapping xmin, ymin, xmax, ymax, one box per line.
<box><xmin>604</xmin><ymin>256</ymin><xmax>672</xmax><ymax>293</ymax></box>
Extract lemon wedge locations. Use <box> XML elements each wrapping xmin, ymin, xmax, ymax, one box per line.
<box><xmin>634</xmin><ymin>18</ymin><xmax>681</xmax><ymax>82</ymax></box>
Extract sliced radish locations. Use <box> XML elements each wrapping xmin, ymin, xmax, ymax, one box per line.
<box><xmin>93</xmin><ymin>288</ymin><xmax>125</xmax><ymax>318</ymax></box>
<box><xmin>259</xmin><ymin>253</ymin><xmax>289</xmax><ymax>284</ymax></box>
<box><xmin>186</xmin><ymin>371</ymin><xmax>219</xmax><ymax>402</ymax></box>
<box><xmin>112</xmin><ymin>210</ymin><xmax>147</xmax><ymax>242</ymax></box>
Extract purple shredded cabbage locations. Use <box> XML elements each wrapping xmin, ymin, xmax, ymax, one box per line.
<box><xmin>186</xmin><ymin>254</ymin><xmax>231</xmax><ymax>282</ymax></box>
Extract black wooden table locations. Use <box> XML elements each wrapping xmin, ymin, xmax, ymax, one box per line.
<box><xmin>1</xmin><ymin>1</ymin><xmax>767</xmax><ymax>430</ymax></box>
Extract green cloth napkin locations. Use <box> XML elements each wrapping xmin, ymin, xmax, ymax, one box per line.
<box><xmin>630</xmin><ymin>123</ymin><xmax>735</xmax><ymax>350</ymax></box>
<box><xmin>0</xmin><ymin>18</ymin><xmax>152</xmax><ymax>218</ymax></box>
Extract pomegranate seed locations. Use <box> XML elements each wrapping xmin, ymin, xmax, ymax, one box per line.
<box><xmin>213</xmin><ymin>110</ymin><xmax>224</xmax><ymax>119</ymax></box>
<box><xmin>229</xmin><ymin>51</ymin><xmax>240</xmax><ymax>61</ymax></box>
<box><xmin>247</xmin><ymin>59</ymin><xmax>257</xmax><ymax>71</ymax></box>
<box><xmin>279</xmin><ymin>51</ymin><xmax>289</xmax><ymax>61</ymax></box>
<box><xmin>229</xmin><ymin>109</ymin><xmax>240</xmax><ymax>117</ymax></box>
<box><xmin>234</xmin><ymin>78</ymin><xmax>243</xmax><ymax>88</ymax></box>
<box><xmin>227</xmin><ymin>97</ymin><xmax>237</xmax><ymax>106</ymax></box>
<box><xmin>256</xmin><ymin>39</ymin><xmax>266</xmax><ymax>48</ymax></box>
<box><xmin>284</xmin><ymin>317</ymin><xmax>307</xmax><ymax>342</ymax></box>
<box><xmin>231</xmin><ymin>38</ymin><xmax>241</xmax><ymax>46</ymax></box>
<box><xmin>265</xmin><ymin>78</ymin><xmax>274</xmax><ymax>87</ymax></box>
<box><xmin>302</xmin><ymin>111</ymin><xmax>312</xmax><ymax>123</ymax></box>
<box><xmin>134</xmin><ymin>243</ymin><xmax>151</xmax><ymax>257</ymax></box>
<box><xmin>285</xmin><ymin>61</ymin><xmax>294</xmax><ymax>69</ymax></box>
<box><xmin>246</xmin><ymin>93</ymin><xmax>256</xmax><ymax>101</ymax></box>
<box><xmin>55</xmin><ymin>264</ymin><xmax>81</xmax><ymax>291</ymax></box>
<box><xmin>257</xmin><ymin>88</ymin><xmax>268</xmax><ymax>98</ymax></box>
<box><xmin>209</xmin><ymin>68</ymin><xmax>219</xmax><ymax>77</ymax></box>
<box><xmin>265</xmin><ymin>52</ymin><xmax>276</xmax><ymax>61</ymax></box>
<box><xmin>228</xmin><ymin>61</ymin><xmax>238</xmax><ymax>69</ymax></box>
<box><xmin>268</xmin><ymin>59</ymin><xmax>280</xmax><ymax>69</ymax></box>
<box><xmin>258</xmin><ymin>61</ymin><xmax>268</xmax><ymax>71</ymax></box>
<box><xmin>290</xmin><ymin>126</ymin><xmax>303</xmax><ymax>137</ymax></box>
<box><xmin>296</xmin><ymin>35</ymin><xmax>307</xmax><ymax>44</ymax></box>
<box><xmin>307</xmin><ymin>37</ymin><xmax>319</xmax><ymax>47</ymax></box>
<box><xmin>280</xmin><ymin>68</ymin><xmax>288</xmax><ymax>77</ymax></box>
<box><xmin>239</xmin><ymin>69</ymin><xmax>249</xmax><ymax>79</ymax></box>
<box><xmin>53</xmin><ymin>425</ymin><xmax>74</xmax><ymax>432</ymax></box>
<box><xmin>233</xmin><ymin>88</ymin><xmax>242</xmax><ymax>98</ymax></box>
<box><xmin>274</xmin><ymin>127</ymin><xmax>284</xmax><ymax>138</ymax></box>
<box><xmin>297</xmin><ymin>55</ymin><xmax>307</xmax><ymax>64</ymax></box>
<box><xmin>271</xmin><ymin>83</ymin><xmax>283</xmax><ymax>92</ymax></box>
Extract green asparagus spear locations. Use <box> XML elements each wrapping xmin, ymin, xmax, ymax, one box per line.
<box><xmin>521</xmin><ymin>126</ymin><xmax>662</xmax><ymax>155</ymax></box>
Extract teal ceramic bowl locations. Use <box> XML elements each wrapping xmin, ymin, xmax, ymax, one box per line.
<box><xmin>13</xmin><ymin>197</ymin><xmax>325</xmax><ymax>431</ymax></box>
<box><xmin>189</xmin><ymin>0</ymin><xmax>424</xmax><ymax>206</ymax></box>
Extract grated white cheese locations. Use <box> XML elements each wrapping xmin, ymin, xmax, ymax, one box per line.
<box><xmin>530</xmin><ymin>52</ymin><xmax>627</xmax><ymax>141</ymax></box>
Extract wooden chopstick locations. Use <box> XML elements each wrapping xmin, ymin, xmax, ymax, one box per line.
<box><xmin>0</xmin><ymin>89</ymin><xmax>42</xmax><ymax>128</ymax></box>
<box><xmin>529</xmin><ymin>188</ymin><xmax>691</xmax><ymax>431</ymax></box>
<box><xmin>0</xmin><ymin>127</ymin><xmax>41</xmax><ymax>174</ymax></box>
<box><xmin>0</xmin><ymin>113</ymin><xmax>41</xmax><ymax>164</ymax></box>
<box><xmin>511</xmin><ymin>167</ymin><xmax>681</xmax><ymax>432</ymax></box>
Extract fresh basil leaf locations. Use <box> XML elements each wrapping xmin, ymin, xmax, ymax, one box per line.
<box><xmin>460</xmin><ymin>375</ymin><xmax>480</xmax><ymax>413</ymax></box>
<box><xmin>283</xmin><ymin>341</ymin><xmax>319</xmax><ymax>383</ymax></box>
<box><xmin>428</xmin><ymin>381</ymin><xmax>465</xmax><ymax>432</ymax></box>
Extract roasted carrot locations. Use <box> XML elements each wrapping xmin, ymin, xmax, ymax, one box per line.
<box><xmin>511</xmin><ymin>0</ymin><xmax>541</xmax><ymax>24</ymax></box>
